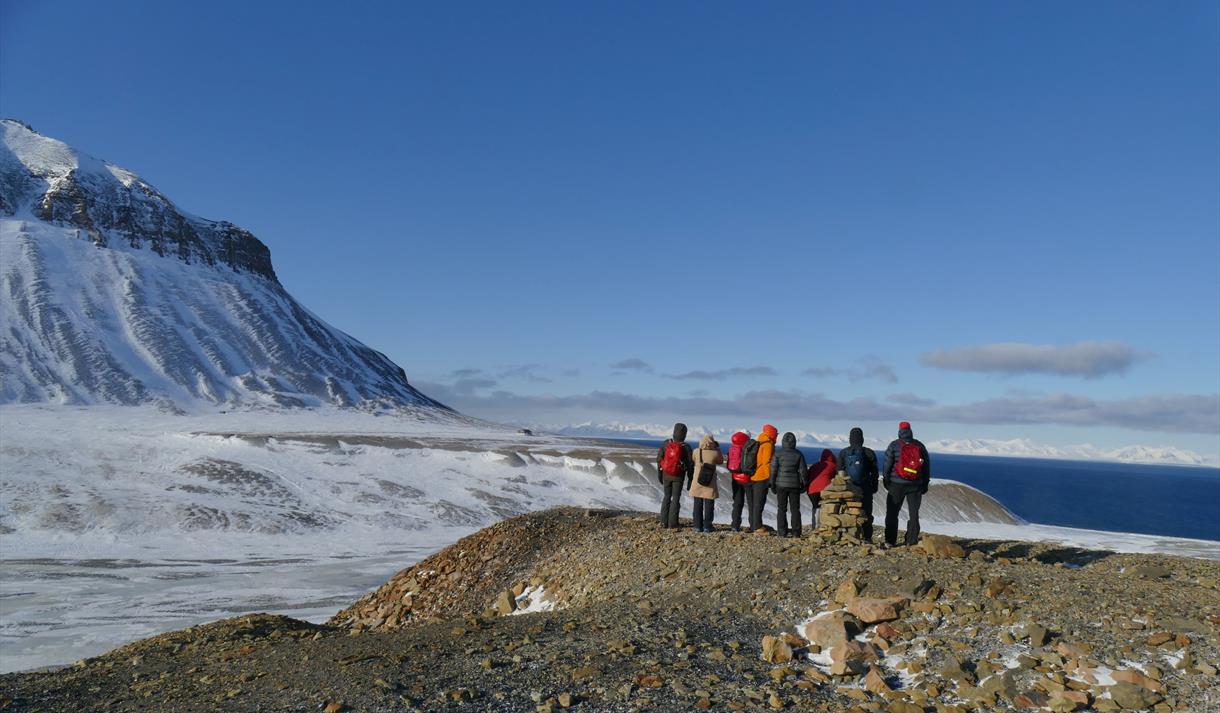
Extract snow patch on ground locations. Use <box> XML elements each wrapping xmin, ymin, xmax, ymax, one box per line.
<box><xmin>511</xmin><ymin>585</ymin><xmax>556</xmax><ymax>615</ymax></box>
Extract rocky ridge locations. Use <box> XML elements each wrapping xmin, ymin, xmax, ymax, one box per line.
<box><xmin>2</xmin><ymin>508</ymin><xmax>1217</xmax><ymax>712</ymax></box>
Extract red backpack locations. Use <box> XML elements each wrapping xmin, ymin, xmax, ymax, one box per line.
<box><xmin>660</xmin><ymin>440</ymin><xmax>684</xmax><ymax>477</ymax></box>
<box><xmin>727</xmin><ymin>444</ymin><xmax>743</xmax><ymax>473</ymax></box>
<box><xmin>895</xmin><ymin>442</ymin><xmax>923</xmax><ymax>480</ymax></box>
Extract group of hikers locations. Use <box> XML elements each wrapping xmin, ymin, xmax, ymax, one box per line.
<box><xmin>655</xmin><ymin>421</ymin><xmax>931</xmax><ymax>548</ymax></box>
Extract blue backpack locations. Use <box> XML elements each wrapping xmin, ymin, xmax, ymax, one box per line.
<box><xmin>844</xmin><ymin>447</ymin><xmax>869</xmax><ymax>487</ymax></box>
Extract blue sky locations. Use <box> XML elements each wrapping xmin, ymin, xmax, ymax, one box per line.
<box><xmin>3</xmin><ymin>1</ymin><xmax>1218</xmax><ymax>454</ymax></box>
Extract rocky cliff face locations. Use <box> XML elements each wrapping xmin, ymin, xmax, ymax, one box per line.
<box><xmin>0</xmin><ymin>119</ymin><xmax>275</xmax><ymax>280</ymax></box>
<box><xmin>0</xmin><ymin>119</ymin><xmax>447</xmax><ymax>411</ymax></box>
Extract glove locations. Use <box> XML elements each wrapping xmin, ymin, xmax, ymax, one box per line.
<box><xmin>919</xmin><ymin>483</ymin><xmax>928</xmax><ymax>495</ymax></box>
<box><xmin>882</xmin><ymin>478</ymin><xmax>891</xmax><ymax>491</ymax></box>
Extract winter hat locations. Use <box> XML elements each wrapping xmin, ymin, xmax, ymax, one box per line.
<box><xmin>898</xmin><ymin>421</ymin><xmax>911</xmax><ymax>430</ymax></box>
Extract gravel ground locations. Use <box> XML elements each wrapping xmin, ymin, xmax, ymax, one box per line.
<box><xmin>3</xmin><ymin>508</ymin><xmax>1217</xmax><ymax>712</ymax></box>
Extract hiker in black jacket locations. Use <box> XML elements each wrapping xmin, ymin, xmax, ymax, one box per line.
<box><xmin>838</xmin><ymin>427</ymin><xmax>879</xmax><ymax>541</ymax></box>
<box><xmin>881</xmin><ymin>421</ymin><xmax>931</xmax><ymax>547</ymax></box>
<box><xmin>769</xmin><ymin>432</ymin><xmax>809</xmax><ymax>537</ymax></box>
<box><xmin>656</xmin><ymin>422</ymin><xmax>694</xmax><ymax>529</ymax></box>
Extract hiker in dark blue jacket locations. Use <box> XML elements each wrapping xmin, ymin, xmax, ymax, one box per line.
<box><xmin>838</xmin><ymin>426</ymin><xmax>879</xmax><ymax>542</ymax></box>
<box><xmin>881</xmin><ymin>421</ymin><xmax>931</xmax><ymax>547</ymax></box>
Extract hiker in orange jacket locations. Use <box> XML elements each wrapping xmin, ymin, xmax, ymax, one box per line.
<box><xmin>747</xmin><ymin>424</ymin><xmax>778</xmax><ymax>532</ymax></box>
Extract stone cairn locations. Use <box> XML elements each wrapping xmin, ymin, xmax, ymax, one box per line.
<box><xmin>814</xmin><ymin>471</ymin><xmax>866</xmax><ymax>542</ymax></box>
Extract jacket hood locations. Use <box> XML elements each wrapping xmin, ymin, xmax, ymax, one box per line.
<box><xmin>781</xmin><ymin>432</ymin><xmax>797</xmax><ymax>449</ymax></box>
<box><xmin>760</xmin><ymin>424</ymin><xmax>778</xmax><ymax>441</ymax></box>
<box><xmin>849</xmin><ymin>427</ymin><xmax>864</xmax><ymax>448</ymax></box>
<box><xmin>898</xmin><ymin>425</ymin><xmax>913</xmax><ymax>442</ymax></box>
<box><xmin>731</xmin><ymin>431</ymin><xmax>749</xmax><ymax>446</ymax></box>
<box><xmin>820</xmin><ymin>448</ymin><xmax>836</xmax><ymax>464</ymax></box>
<box><xmin>699</xmin><ymin>434</ymin><xmax>718</xmax><ymax>450</ymax></box>
<box><xmin>672</xmin><ymin>423</ymin><xmax>688</xmax><ymax>442</ymax></box>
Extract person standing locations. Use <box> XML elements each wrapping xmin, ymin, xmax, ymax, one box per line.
<box><xmin>838</xmin><ymin>427</ymin><xmax>880</xmax><ymax>541</ymax></box>
<box><xmin>688</xmin><ymin>435</ymin><xmax>724</xmax><ymax>532</ymax></box>
<box><xmin>881</xmin><ymin>421</ymin><xmax>931</xmax><ymax>547</ymax></box>
<box><xmin>657</xmin><ymin>422</ymin><xmax>694</xmax><ymax>529</ymax></box>
<box><xmin>747</xmin><ymin>424</ymin><xmax>778</xmax><ymax>531</ymax></box>
<box><xmin>769</xmin><ymin>432</ymin><xmax>809</xmax><ymax>537</ymax></box>
<box><xmin>726</xmin><ymin>431</ymin><xmax>751</xmax><ymax>531</ymax></box>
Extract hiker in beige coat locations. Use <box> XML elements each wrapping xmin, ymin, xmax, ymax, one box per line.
<box><xmin>688</xmin><ymin>435</ymin><xmax>724</xmax><ymax>532</ymax></box>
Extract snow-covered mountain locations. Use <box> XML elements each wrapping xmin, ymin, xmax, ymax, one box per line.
<box><xmin>0</xmin><ymin>119</ymin><xmax>447</xmax><ymax>411</ymax></box>
<box><xmin>923</xmin><ymin>438</ymin><xmax>1217</xmax><ymax>467</ymax></box>
<box><xmin>545</xmin><ymin>421</ymin><xmax>848</xmax><ymax>447</ymax></box>
<box><xmin>546</xmin><ymin>422</ymin><xmax>1216</xmax><ymax>467</ymax></box>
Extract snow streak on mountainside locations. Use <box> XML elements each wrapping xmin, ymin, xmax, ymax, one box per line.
<box><xmin>548</xmin><ymin>422</ymin><xmax>1218</xmax><ymax>467</ymax></box>
<box><xmin>0</xmin><ymin>119</ymin><xmax>446</xmax><ymax>411</ymax></box>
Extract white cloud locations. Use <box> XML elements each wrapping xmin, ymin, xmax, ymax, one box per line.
<box><xmin>920</xmin><ymin>341</ymin><xmax>1145</xmax><ymax>378</ymax></box>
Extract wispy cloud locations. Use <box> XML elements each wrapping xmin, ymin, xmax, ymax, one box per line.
<box><xmin>496</xmin><ymin>364</ymin><xmax>553</xmax><ymax>383</ymax></box>
<box><xmin>889</xmin><ymin>392</ymin><xmax>936</xmax><ymax>407</ymax></box>
<box><xmin>663</xmin><ymin>366</ymin><xmax>777</xmax><ymax>381</ymax></box>
<box><xmin>448</xmin><ymin>377</ymin><xmax>498</xmax><ymax>395</ymax></box>
<box><xmin>920</xmin><ymin>341</ymin><xmax>1145</xmax><ymax>378</ymax></box>
<box><xmin>802</xmin><ymin>356</ymin><xmax>897</xmax><ymax>384</ymax></box>
<box><xmin>610</xmin><ymin>358</ymin><xmax>653</xmax><ymax>374</ymax></box>
<box><xmin>417</xmin><ymin>384</ymin><xmax>1219</xmax><ymax>435</ymax></box>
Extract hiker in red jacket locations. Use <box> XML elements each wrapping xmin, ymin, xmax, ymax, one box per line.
<box><xmin>726</xmin><ymin>431</ymin><xmax>751</xmax><ymax>531</ymax></box>
<box><xmin>805</xmin><ymin>448</ymin><xmax>836</xmax><ymax>528</ymax></box>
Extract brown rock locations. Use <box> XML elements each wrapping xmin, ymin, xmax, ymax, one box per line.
<box><xmin>493</xmin><ymin>590</ymin><xmax>517</xmax><ymax>616</ymax></box>
<box><xmin>761</xmin><ymin>635</ymin><xmax>794</xmax><ymax>664</ymax></box>
<box><xmin>1111</xmin><ymin>669</ymin><xmax>1164</xmax><ymax>693</ymax></box>
<box><xmin>1055</xmin><ymin>641</ymin><xmax>1092</xmax><ymax>659</ymax></box>
<box><xmin>1108</xmin><ymin>682</ymin><xmax>1162</xmax><ymax>709</ymax></box>
<box><xmin>847</xmin><ymin>596</ymin><xmax>908</xmax><ymax>624</ymax></box>
<box><xmin>1146</xmin><ymin>632</ymin><xmax>1173</xmax><ymax>647</ymax></box>
<box><xmin>570</xmin><ymin>666</ymin><xmax>600</xmax><ymax>681</ymax></box>
<box><xmin>834</xmin><ymin>578</ymin><xmax>862</xmax><ymax>604</ymax></box>
<box><xmin>323</xmin><ymin>704</ymin><xmax>344</xmax><ymax>713</ymax></box>
<box><xmin>828</xmin><ymin>640</ymin><xmax>881</xmax><ymax>675</ymax></box>
<box><xmin>801</xmin><ymin>611</ymin><xmax>861</xmax><ymax>648</ymax></box>
<box><xmin>916</xmin><ymin>534</ymin><xmax>966</xmax><ymax>558</ymax></box>
<box><xmin>1023</xmin><ymin>623</ymin><xmax>1051</xmax><ymax>647</ymax></box>
<box><xmin>865</xmin><ymin>666</ymin><xmax>892</xmax><ymax>695</ymax></box>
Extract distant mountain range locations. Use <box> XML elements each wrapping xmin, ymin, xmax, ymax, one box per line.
<box><xmin>0</xmin><ymin>119</ymin><xmax>448</xmax><ymax>412</ymax></box>
<box><xmin>543</xmin><ymin>421</ymin><xmax>1218</xmax><ymax>467</ymax></box>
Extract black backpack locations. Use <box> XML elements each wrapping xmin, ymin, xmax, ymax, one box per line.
<box><xmin>739</xmin><ymin>439</ymin><xmax>760</xmax><ymax>475</ymax></box>
<box><xmin>697</xmin><ymin>463</ymin><xmax>716</xmax><ymax>487</ymax></box>
<box><xmin>844</xmin><ymin>447</ymin><xmax>869</xmax><ymax>487</ymax></box>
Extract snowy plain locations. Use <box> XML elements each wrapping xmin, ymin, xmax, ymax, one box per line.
<box><xmin>2</xmin><ymin>405</ymin><xmax>1218</xmax><ymax>673</ymax></box>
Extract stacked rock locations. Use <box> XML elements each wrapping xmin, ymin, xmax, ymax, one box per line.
<box><xmin>815</xmin><ymin>471</ymin><xmax>866</xmax><ymax>542</ymax></box>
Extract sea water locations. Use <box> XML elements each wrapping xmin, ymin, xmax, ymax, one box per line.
<box><xmin>639</xmin><ymin>440</ymin><xmax>1220</xmax><ymax>541</ymax></box>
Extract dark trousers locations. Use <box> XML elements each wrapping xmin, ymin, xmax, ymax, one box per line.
<box><xmin>747</xmin><ymin>480</ymin><xmax>769</xmax><ymax>531</ymax></box>
<box><xmin>806</xmin><ymin>492</ymin><xmax>820</xmax><ymax>528</ymax></box>
<box><xmin>692</xmin><ymin>497</ymin><xmax>714</xmax><ymax>531</ymax></box>
<box><xmin>776</xmin><ymin>487</ymin><xmax>803</xmax><ymax>537</ymax></box>
<box><xmin>730</xmin><ymin>480</ymin><xmax>747</xmax><ymax>530</ymax></box>
<box><xmin>884</xmin><ymin>481</ymin><xmax>923</xmax><ymax>545</ymax></box>
<box><xmin>660</xmin><ymin>476</ymin><xmax>684</xmax><ymax>528</ymax></box>
<box><xmin>859</xmin><ymin>490</ymin><xmax>875</xmax><ymax>541</ymax></box>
